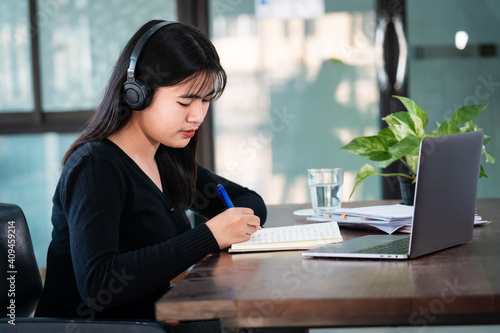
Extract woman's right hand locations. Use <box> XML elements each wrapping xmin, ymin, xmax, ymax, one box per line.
<box><xmin>205</xmin><ymin>208</ymin><xmax>261</xmax><ymax>250</ymax></box>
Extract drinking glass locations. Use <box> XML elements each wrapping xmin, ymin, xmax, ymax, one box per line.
<box><xmin>307</xmin><ymin>168</ymin><xmax>343</xmax><ymax>214</ymax></box>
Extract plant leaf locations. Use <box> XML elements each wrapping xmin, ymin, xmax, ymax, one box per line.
<box><xmin>383</xmin><ymin>111</ymin><xmax>415</xmax><ymax>131</ymax></box>
<box><xmin>409</xmin><ymin>113</ymin><xmax>425</xmax><ymax>137</ymax></box>
<box><xmin>383</xmin><ymin>111</ymin><xmax>426</xmax><ymax>138</ymax></box>
<box><xmin>383</xmin><ymin>112</ymin><xmax>418</xmax><ymax>140</ymax></box>
<box><xmin>378</xmin><ymin>127</ymin><xmax>397</xmax><ymax>146</ymax></box>
<box><xmin>349</xmin><ymin>164</ymin><xmax>377</xmax><ymax>199</ymax></box>
<box><xmin>376</xmin><ymin>156</ymin><xmax>400</xmax><ymax>169</ymax></box>
<box><xmin>405</xmin><ymin>155</ymin><xmax>419</xmax><ymax>176</ymax></box>
<box><xmin>349</xmin><ymin>163</ymin><xmax>415</xmax><ymax>198</ymax></box>
<box><xmin>341</xmin><ymin>136</ymin><xmax>392</xmax><ymax>161</ymax></box>
<box><xmin>388</xmin><ymin>135</ymin><xmax>421</xmax><ymax>159</ymax></box>
<box><xmin>435</xmin><ymin>119</ymin><xmax>460</xmax><ymax>136</ymax></box>
<box><xmin>483</xmin><ymin>134</ymin><xmax>491</xmax><ymax>146</ymax></box>
<box><xmin>451</xmin><ymin>104</ymin><xmax>487</xmax><ymax>127</ymax></box>
<box><xmin>461</xmin><ymin>120</ymin><xmax>479</xmax><ymax>133</ymax></box>
<box><xmin>484</xmin><ymin>150</ymin><xmax>495</xmax><ymax>164</ymax></box>
<box><xmin>393</xmin><ymin>95</ymin><xmax>429</xmax><ymax>129</ymax></box>
<box><xmin>479</xmin><ymin>164</ymin><xmax>488</xmax><ymax>178</ymax></box>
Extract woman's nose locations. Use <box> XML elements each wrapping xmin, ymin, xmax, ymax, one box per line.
<box><xmin>187</xmin><ymin>100</ymin><xmax>207</xmax><ymax>124</ymax></box>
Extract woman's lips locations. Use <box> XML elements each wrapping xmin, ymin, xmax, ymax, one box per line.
<box><xmin>181</xmin><ymin>130</ymin><xmax>197</xmax><ymax>138</ymax></box>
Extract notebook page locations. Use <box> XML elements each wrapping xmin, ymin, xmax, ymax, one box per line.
<box><xmin>231</xmin><ymin>221</ymin><xmax>342</xmax><ymax>251</ymax></box>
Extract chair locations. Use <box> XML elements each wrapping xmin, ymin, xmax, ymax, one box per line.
<box><xmin>0</xmin><ymin>202</ymin><xmax>170</xmax><ymax>333</ymax></box>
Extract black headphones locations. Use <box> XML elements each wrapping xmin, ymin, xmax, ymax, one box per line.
<box><xmin>122</xmin><ymin>21</ymin><xmax>178</xmax><ymax>111</ymax></box>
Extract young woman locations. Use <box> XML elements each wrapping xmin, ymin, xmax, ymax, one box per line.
<box><xmin>35</xmin><ymin>20</ymin><xmax>266</xmax><ymax>324</ymax></box>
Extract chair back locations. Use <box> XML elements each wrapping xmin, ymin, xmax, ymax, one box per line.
<box><xmin>0</xmin><ymin>203</ymin><xmax>43</xmax><ymax>317</ymax></box>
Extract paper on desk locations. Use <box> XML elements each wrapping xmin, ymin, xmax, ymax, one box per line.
<box><xmin>323</xmin><ymin>204</ymin><xmax>414</xmax><ymax>221</ymax></box>
<box><xmin>229</xmin><ymin>221</ymin><xmax>343</xmax><ymax>252</ymax></box>
<box><xmin>307</xmin><ymin>215</ymin><xmax>395</xmax><ymax>224</ymax></box>
<box><xmin>308</xmin><ymin>205</ymin><xmax>488</xmax><ymax>235</ymax></box>
<box><xmin>396</xmin><ymin>214</ymin><xmax>491</xmax><ymax>234</ymax></box>
<box><xmin>308</xmin><ymin>215</ymin><xmax>410</xmax><ymax>234</ymax></box>
<box><xmin>365</xmin><ymin>222</ymin><xmax>409</xmax><ymax>234</ymax></box>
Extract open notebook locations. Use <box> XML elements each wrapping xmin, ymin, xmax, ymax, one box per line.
<box><xmin>302</xmin><ymin>131</ymin><xmax>484</xmax><ymax>260</ymax></box>
<box><xmin>229</xmin><ymin>222</ymin><xmax>342</xmax><ymax>253</ymax></box>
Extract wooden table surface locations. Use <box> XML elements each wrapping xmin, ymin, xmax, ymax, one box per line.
<box><xmin>156</xmin><ymin>199</ymin><xmax>500</xmax><ymax>331</ymax></box>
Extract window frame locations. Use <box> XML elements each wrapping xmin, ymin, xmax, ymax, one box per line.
<box><xmin>0</xmin><ymin>0</ymin><xmax>213</xmax><ymax>169</ymax></box>
<box><xmin>0</xmin><ymin>0</ymin><xmax>92</xmax><ymax>134</ymax></box>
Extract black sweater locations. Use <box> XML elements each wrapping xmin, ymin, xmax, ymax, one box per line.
<box><xmin>35</xmin><ymin>139</ymin><xmax>266</xmax><ymax>320</ymax></box>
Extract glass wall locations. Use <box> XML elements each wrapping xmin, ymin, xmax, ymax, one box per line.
<box><xmin>0</xmin><ymin>133</ymin><xmax>78</xmax><ymax>264</ymax></box>
<box><xmin>37</xmin><ymin>0</ymin><xmax>177</xmax><ymax>111</ymax></box>
<box><xmin>0</xmin><ymin>0</ymin><xmax>33</xmax><ymax>112</ymax></box>
<box><xmin>209</xmin><ymin>0</ymin><xmax>381</xmax><ymax>205</ymax></box>
<box><xmin>0</xmin><ymin>0</ymin><xmax>177</xmax><ymax>268</ymax></box>
<box><xmin>407</xmin><ymin>0</ymin><xmax>500</xmax><ymax>198</ymax></box>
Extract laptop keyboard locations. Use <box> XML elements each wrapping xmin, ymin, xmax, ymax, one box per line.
<box><xmin>352</xmin><ymin>237</ymin><xmax>410</xmax><ymax>254</ymax></box>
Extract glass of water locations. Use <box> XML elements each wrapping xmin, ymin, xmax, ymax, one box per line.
<box><xmin>307</xmin><ymin>168</ymin><xmax>343</xmax><ymax>215</ymax></box>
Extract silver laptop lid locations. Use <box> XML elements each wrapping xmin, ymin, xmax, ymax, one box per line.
<box><xmin>409</xmin><ymin>131</ymin><xmax>483</xmax><ymax>258</ymax></box>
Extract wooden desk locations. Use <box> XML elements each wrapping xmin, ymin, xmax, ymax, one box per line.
<box><xmin>156</xmin><ymin>199</ymin><xmax>500</xmax><ymax>331</ymax></box>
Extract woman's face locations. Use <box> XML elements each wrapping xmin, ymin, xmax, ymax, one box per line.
<box><xmin>134</xmin><ymin>76</ymin><xmax>214</xmax><ymax>148</ymax></box>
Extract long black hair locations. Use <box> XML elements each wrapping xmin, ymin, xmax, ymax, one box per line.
<box><xmin>63</xmin><ymin>20</ymin><xmax>227</xmax><ymax>207</ymax></box>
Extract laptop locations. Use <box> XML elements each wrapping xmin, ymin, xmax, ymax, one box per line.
<box><xmin>302</xmin><ymin>131</ymin><xmax>484</xmax><ymax>260</ymax></box>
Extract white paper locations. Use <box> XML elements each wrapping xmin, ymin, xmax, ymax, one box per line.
<box><xmin>324</xmin><ymin>204</ymin><xmax>414</xmax><ymax>221</ymax></box>
<box><xmin>230</xmin><ymin>222</ymin><xmax>342</xmax><ymax>252</ymax></box>
<box><xmin>243</xmin><ymin>221</ymin><xmax>341</xmax><ymax>245</ymax></box>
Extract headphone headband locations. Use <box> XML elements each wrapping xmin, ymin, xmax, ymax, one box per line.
<box><xmin>127</xmin><ymin>21</ymin><xmax>178</xmax><ymax>80</ymax></box>
<box><xmin>123</xmin><ymin>20</ymin><xmax>179</xmax><ymax>110</ymax></box>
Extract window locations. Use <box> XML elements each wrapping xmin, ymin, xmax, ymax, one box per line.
<box><xmin>0</xmin><ymin>0</ymin><xmax>33</xmax><ymax>112</ymax></box>
<box><xmin>0</xmin><ymin>0</ymin><xmax>177</xmax><ymax>268</ymax></box>
<box><xmin>407</xmin><ymin>0</ymin><xmax>500</xmax><ymax>198</ymax></box>
<box><xmin>209</xmin><ymin>1</ymin><xmax>382</xmax><ymax>205</ymax></box>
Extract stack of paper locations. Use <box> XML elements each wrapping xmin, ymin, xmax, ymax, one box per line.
<box><xmin>303</xmin><ymin>204</ymin><xmax>490</xmax><ymax>234</ymax></box>
<box><xmin>307</xmin><ymin>204</ymin><xmax>413</xmax><ymax>234</ymax></box>
<box><xmin>326</xmin><ymin>204</ymin><xmax>414</xmax><ymax>221</ymax></box>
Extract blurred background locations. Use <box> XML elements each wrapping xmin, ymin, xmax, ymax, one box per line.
<box><xmin>1</xmin><ymin>0</ymin><xmax>499</xmax><ymax>270</ymax></box>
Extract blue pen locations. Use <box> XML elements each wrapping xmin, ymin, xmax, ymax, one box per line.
<box><xmin>217</xmin><ymin>184</ymin><xmax>234</xmax><ymax>208</ymax></box>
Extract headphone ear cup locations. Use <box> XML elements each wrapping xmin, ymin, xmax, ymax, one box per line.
<box><xmin>122</xmin><ymin>79</ymin><xmax>152</xmax><ymax>111</ymax></box>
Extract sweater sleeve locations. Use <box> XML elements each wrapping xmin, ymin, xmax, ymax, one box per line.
<box><xmin>191</xmin><ymin>164</ymin><xmax>267</xmax><ymax>225</ymax></box>
<box><xmin>60</xmin><ymin>153</ymin><xmax>219</xmax><ymax>311</ymax></box>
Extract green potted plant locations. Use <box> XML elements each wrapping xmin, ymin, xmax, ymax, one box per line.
<box><xmin>341</xmin><ymin>96</ymin><xmax>495</xmax><ymax>204</ymax></box>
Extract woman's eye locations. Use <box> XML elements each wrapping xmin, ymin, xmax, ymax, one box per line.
<box><xmin>178</xmin><ymin>102</ymin><xmax>190</xmax><ymax>107</ymax></box>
